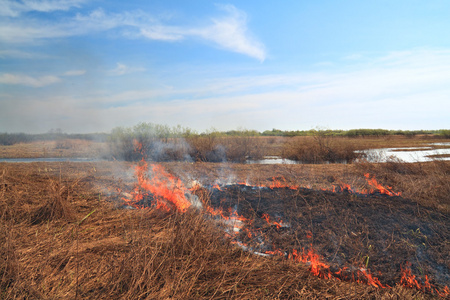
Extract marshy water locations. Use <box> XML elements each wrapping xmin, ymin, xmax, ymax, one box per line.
<box><xmin>1</xmin><ymin>143</ymin><xmax>449</xmax><ymax>164</ymax></box>
<box><xmin>357</xmin><ymin>142</ymin><xmax>450</xmax><ymax>163</ymax></box>
<box><xmin>247</xmin><ymin>142</ymin><xmax>450</xmax><ymax>164</ymax></box>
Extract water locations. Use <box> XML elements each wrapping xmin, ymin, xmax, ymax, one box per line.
<box><xmin>246</xmin><ymin>156</ymin><xmax>298</xmax><ymax>165</ymax></box>
<box><xmin>357</xmin><ymin>143</ymin><xmax>450</xmax><ymax>163</ymax></box>
<box><xmin>247</xmin><ymin>143</ymin><xmax>450</xmax><ymax>164</ymax></box>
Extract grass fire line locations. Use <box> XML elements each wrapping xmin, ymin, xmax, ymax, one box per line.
<box><xmin>120</xmin><ymin>159</ymin><xmax>449</xmax><ymax>297</ymax></box>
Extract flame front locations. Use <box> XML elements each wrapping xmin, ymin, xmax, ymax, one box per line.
<box><xmin>129</xmin><ymin>159</ymin><xmax>191</xmax><ymax>212</ymax></box>
<box><xmin>364</xmin><ymin>173</ymin><xmax>402</xmax><ymax>196</ymax></box>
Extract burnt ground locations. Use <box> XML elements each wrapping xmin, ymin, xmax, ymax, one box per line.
<box><xmin>192</xmin><ymin>184</ymin><xmax>450</xmax><ymax>290</ymax></box>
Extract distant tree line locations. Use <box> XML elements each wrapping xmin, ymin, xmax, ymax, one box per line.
<box><xmin>261</xmin><ymin>128</ymin><xmax>450</xmax><ymax>138</ymax></box>
<box><xmin>1</xmin><ymin>126</ymin><xmax>449</xmax><ymax>147</ymax></box>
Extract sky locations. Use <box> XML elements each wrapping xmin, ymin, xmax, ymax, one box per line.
<box><xmin>1</xmin><ymin>0</ymin><xmax>450</xmax><ymax>134</ymax></box>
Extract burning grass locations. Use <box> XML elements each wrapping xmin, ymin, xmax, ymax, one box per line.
<box><xmin>355</xmin><ymin>159</ymin><xmax>450</xmax><ymax>213</ymax></box>
<box><xmin>1</xmin><ymin>161</ymin><xmax>449</xmax><ymax>299</ymax></box>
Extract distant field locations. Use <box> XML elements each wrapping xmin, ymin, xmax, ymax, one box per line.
<box><xmin>0</xmin><ymin>135</ymin><xmax>448</xmax><ymax>163</ymax></box>
<box><xmin>0</xmin><ymin>139</ymin><xmax>107</xmax><ymax>159</ymax></box>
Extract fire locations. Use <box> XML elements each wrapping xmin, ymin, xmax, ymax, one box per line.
<box><xmin>121</xmin><ymin>155</ymin><xmax>450</xmax><ymax>296</ymax></box>
<box><xmin>400</xmin><ymin>263</ymin><xmax>423</xmax><ymax>290</ymax></box>
<box><xmin>261</xmin><ymin>213</ymin><xmax>284</xmax><ymax>229</ymax></box>
<box><xmin>364</xmin><ymin>173</ymin><xmax>401</xmax><ymax>196</ymax></box>
<box><xmin>357</xmin><ymin>269</ymin><xmax>386</xmax><ymax>288</ymax></box>
<box><xmin>129</xmin><ymin>159</ymin><xmax>191</xmax><ymax>212</ymax></box>
<box><xmin>291</xmin><ymin>247</ymin><xmax>332</xmax><ymax>279</ymax></box>
<box><xmin>399</xmin><ymin>262</ymin><xmax>449</xmax><ymax>296</ymax></box>
<box><xmin>211</xmin><ymin>174</ymin><xmax>401</xmax><ymax>197</ymax></box>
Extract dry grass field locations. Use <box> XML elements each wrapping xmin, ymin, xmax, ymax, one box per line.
<box><xmin>1</xmin><ymin>137</ymin><xmax>449</xmax><ymax>299</ymax></box>
<box><xmin>0</xmin><ymin>139</ymin><xmax>107</xmax><ymax>159</ymax></box>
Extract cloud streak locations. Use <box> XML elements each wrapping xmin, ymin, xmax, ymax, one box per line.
<box><xmin>0</xmin><ymin>0</ymin><xmax>87</xmax><ymax>17</ymax></box>
<box><xmin>0</xmin><ymin>3</ymin><xmax>266</xmax><ymax>60</ymax></box>
<box><xmin>0</xmin><ymin>73</ymin><xmax>61</xmax><ymax>87</ymax></box>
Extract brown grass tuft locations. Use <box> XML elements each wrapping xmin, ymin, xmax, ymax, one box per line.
<box><xmin>30</xmin><ymin>179</ymin><xmax>75</xmax><ymax>225</ymax></box>
<box><xmin>282</xmin><ymin>136</ymin><xmax>361</xmax><ymax>163</ymax></box>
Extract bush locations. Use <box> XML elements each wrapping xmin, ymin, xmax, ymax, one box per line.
<box><xmin>107</xmin><ymin>123</ymin><xmax>193</xmax><ymax>162</ymax></box>
<box><xmin>186</xmin><ymin>130</ymin><xmax>264</xmax><ymax>163</ymax></box>
<box><xmin>282</xmin><ymin>136</ymin><xmax>361</xmax><ymax>163</ymax></box>
<box><xmin>0</xmin><ymin>133</ymin><xmax>33</xmax><ymax>145</ymax></box>
<box><xmin>437</xmin><ymin>129</ymin><xmax>450</xmax><ymax>138</ymax></box>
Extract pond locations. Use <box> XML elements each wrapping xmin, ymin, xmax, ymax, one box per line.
<box><xmin>247</xmin><ymin>143</ymin><xmax>450</xmax><ymax>164</ymax></box>
<box><xmin>246</xmin><ymin>156</ymin><xmax>298</xmax><ymax>165</ymax></box>
<box><xmin>357</xmin><ymin>143</ymin><xmax>450</xmax><ymax>163</ymax></box>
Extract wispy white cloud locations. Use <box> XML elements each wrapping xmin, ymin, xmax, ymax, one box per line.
<box><xmin>109</xmin><ymin>63</ymin><xmax>145</xmax><ymax>76</ymax></box>
<box><xmin>77</xmin><ymin>5</ymin><xmax>266</xmax><ymax>60</ymax></box>
<box><xmin>0</xmin><ymin>4</ymin><xmax>266</xmax><ymax>60</ymax></box>
<box><xmin>63</xmin><ymin>69</ymin><xmax>85</xmax><ymax>76</ymax></box>
<box><xmin>139</xmin><ymin>26</ymin><xmax>184</xmax><ymax>41</ymax></box>
<box><xmin>0</xmin><ymin>19</ymin><xmax>70</xmax><ymax>43</ymax></box>
<box><xmin>195</xmin><ymin>4</ymin><xmax>266</xmax><ymax>61</ymax></box>
<box><xmin>0</xmin><ymin>0</ymin><xmax>87</xmax><ymax>17</ymax></box>
<box><xmin>0</xmin><ymin>73</ymin><xmax>61</xmax><ymax>87</ymax></box>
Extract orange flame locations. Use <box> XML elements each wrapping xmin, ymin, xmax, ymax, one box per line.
<box><xmin>269</xmin><ymin>176</ymin><xmax>299</xmax><ymax>189</ymax></box>
<box><xmin>357</xmin><ymin>269</ymin><xmax>386</xmax><ymax>288</ymax></box>
<box><xmin>291</xmin><ymin>246</ymin><xmax>332</xmax><ymax>279</ymax></box>
<box><xmin>364</xmin><ymin>173</ymin><xmax>401</xmax><ymax>196</ymax></box>
<box><xmin>400</xmin><ymin>262</ymin><xmax>450</xmax><ymax>296</ymax></box>
<box><xmin>261</xmin><ymin>213</ymin><xmax>284</xmax><ymax>229</ymax></box>
<box><xmin>130</xmin><ymin>159</ymin><xmax>191</xmax><ymax>212</ymax></box>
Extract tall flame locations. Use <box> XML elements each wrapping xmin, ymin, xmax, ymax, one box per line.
<box><xmin>130</xmin><ymin>159</ymin><xmax>191</xmax><ymax>212</ymax></box>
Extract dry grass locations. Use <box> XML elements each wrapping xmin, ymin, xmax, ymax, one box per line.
<box><xmin>0</xmin><ymin>139</ymin><xmax>106</xmax><ymax>159</ymax></box>
<box><xmin>0</xmin><ymin>162</ymin><xmax>438</xmax><ymax>299</ymax></box>
<box><xmin>186</xmin><ymin>136</ymin><xmax>265</xmax><ymax>162</ymax></box>
<box><xmin>281</xmin><ymin>136</ymin><xmax>361</xmax><ymax>163</ymax></box>
<box><xmin>355</xmin><ymin>159</ymin><xmax>450</xmax><ymax>214</ymax></box>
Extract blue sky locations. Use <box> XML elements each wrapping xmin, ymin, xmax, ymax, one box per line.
<box><xmin>1</xmin><ymin>0</ymin><xmax>450</xmax><ymax>133</ymax></box>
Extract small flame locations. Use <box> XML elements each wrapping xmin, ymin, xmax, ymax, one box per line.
<box><xmin>291</xmin><ymin>246</ymin><xmax>332</xmax><ymax>279</ymax></box>
<box><xmin>364</xmin><ymin>173</ymin><xmax>401</xmax><ymax>196</ymax></box>
<box><xmin>357</xmin><ymin>269</ymin><xmax>386</xmax><ymax>288</ymax></box>
<box><xmin>269</xmin><ymin>176</ymin><xmax>299</xmax><ymax>189</ymax></box>
<box><xmin>261</xmin><ymin>213</ymin><xmax>284</xmax><ymax>229</ymax></box>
